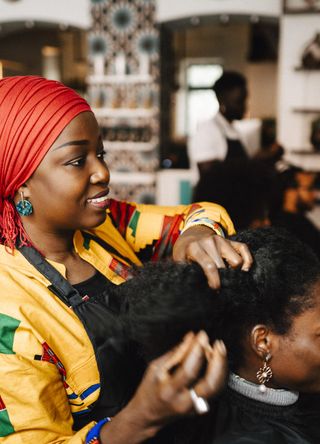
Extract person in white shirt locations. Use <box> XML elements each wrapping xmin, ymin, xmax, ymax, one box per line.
<box><xmin>189</xmin><ymin>71</ymin><xmax>256</xmax><ymax>176</ymax></box>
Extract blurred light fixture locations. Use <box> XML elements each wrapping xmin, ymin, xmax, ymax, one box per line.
<box><xmin>190</xmin><ymin>16</ymin><xmax>200</xmax><ymax>26</ymax></box>
<box><xmin>25</xmin><ymin>20</ymin><xmax>35</xmax><ymax>29</ymax></box>
<box><xmin>219</xmin><ymin>14</ymin><xmax>230</xmax><ymax>24</ymax></box>
<box><xmin>42</xmin><ymin>46</ymin><xmax>60</xmax><ymax>57</ymax></box>
<box><xmin>250</xmin><ymin>15</ymin><xmax>260</xmax><ymax>23</ymax></box>
<box><xmin>59</xmin><ymin>23</ymin><xmax>69</xmax><ymax>31</ymax></box>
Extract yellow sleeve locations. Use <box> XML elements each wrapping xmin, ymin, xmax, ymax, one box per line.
<box><xmin>0</xmin><ymin>344</ymin><xmax>94</xmax><ymax>443</ymax></box>
<box><xmin>107</xmin><ymin>199</ymin><xmax>235</xmax><ymax>261</ymax></box>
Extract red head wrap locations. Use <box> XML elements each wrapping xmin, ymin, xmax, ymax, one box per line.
<box><xmin>0</xmin><ymin>76</ymin><xmax>92</xmax><ymax>250</ymax></box>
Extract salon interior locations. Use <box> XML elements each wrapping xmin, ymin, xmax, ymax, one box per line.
<box><xmin>1</xmin><ymin>0</ymin><xmax>320</xmax><ymax>233</ymax></box>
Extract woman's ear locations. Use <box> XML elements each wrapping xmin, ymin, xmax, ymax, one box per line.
<box><xmin>14</xmin><ymin>183</ymin><xmax>30</xmax><ymax>204</ymax></box>
<box><xmin>250</xmin><ymin>325</ymin><xmax>277</xmax><ymax>360</ymax></box>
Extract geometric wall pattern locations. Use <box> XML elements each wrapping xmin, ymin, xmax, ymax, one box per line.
<box><xmin>88</xmin><ymin>0</ymin><xmax>159</xmax><ymax>203</ymax></box>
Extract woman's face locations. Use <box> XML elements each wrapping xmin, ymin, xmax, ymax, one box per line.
<box><xmin>270</xmin><ymin>281</ymin><xmax>320</xmax><ymax>393</ymax></box>
<box><xmin>24</xmin><ymin>111</ymin><xmax>110</xmax><ymax>232</ymax></box>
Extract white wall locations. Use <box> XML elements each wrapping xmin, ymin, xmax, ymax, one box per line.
<box><xmin>278</xmin><ymin>15</ymin><xmax>320</xmax><ymax>151</ymax></box>
<box><xmin>156</xmin><ymin>0</ymin><xmax>281</xmax><ymax>23</ymax></box>
<box><xmin>0</xmin><ymin>0</ymin><xmax>90</xmax><ymax>29</ymax></box>
<box><xmin>0</xmin><ymin>0</ymin><xmax>281</xmax><ymax>29</ymax></box>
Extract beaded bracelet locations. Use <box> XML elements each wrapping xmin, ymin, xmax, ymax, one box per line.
<box><xmin>180</xmin><ymin>219</ymin><xmax>225</xmax><ymax>237</ymax></box>
<box><xmin>86</xmin><ymin>417</ymin><xmax>111</xmax><ymax>444</ymax></box>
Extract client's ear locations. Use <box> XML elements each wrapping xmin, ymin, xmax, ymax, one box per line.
<box><xmin>250</xmin><ymin>325</ymin><xmax>277</xmax><ymax>359</ymax></box>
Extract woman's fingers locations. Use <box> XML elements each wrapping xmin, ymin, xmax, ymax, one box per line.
<box><xmin>166</xmin><ymin>334</ymin><xmax>228</xmax><ymax>415</ymax></box>
<box><xmin>208</xmin><ymin>236</ymin><xmax>253</xmax><ymax>272</ymax></box>
<box><xmin>132</xmin><ymin>333</ymin><xmax>227</xmax><ymax>426</ymax></box>
<box><xmin>194</xmin><ymin>339</ymin><xmax>228</xmax><ymax>399</ymax></box>
<box><xmin>169</xmin><ymin>331</ymin><xmax>207</xmax><ymax>390</ymax></box>
<box><xmin>228</xmin><ymin>240</ymin><xmax>253</xmax><ymax>271</ymax></box>
<box><xmin>154</xmin><ymin>332</ymin><xmax>195</xmax><ymax>382</ymax></box>
<box><xmin>186</xmin><ymin>242</ymin><xmax>223</xmax><ymax>289</ymax></box>
<box><xmin>173</xmin><ymin>226</ymin><xmax>253</xmax><ymax>289</ymax></box>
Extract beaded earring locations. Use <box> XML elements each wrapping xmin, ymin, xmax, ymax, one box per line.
<box><xmin>256</xmin><ymin>352</ymin><xmax>273</xmax><ymax>393</ymax></box>
<box><xmin>16</xmin><ymin>191</ymin><xmax>33</xmax><ymax>216</ymax></box>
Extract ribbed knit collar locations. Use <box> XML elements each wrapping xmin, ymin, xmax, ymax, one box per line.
<box><xmin>228</xmin><ymin>372</ymin><xmax>299</xmax><ymax>406</ymax></box>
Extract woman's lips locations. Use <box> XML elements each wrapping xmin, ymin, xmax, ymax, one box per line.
<box><xmin>87</xmin><ymin>193</ymin><xmax>110</xmax><ymax>209</ymax></box>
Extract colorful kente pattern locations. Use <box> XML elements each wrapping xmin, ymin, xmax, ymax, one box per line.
<box><xmin>0</xmin><ymin>396</ymin><xmax>14</xmax><ymax>437</ymax></box>
<box><xmin>0</xmin><ymin>313</ymin><xmax>20</xmax><ymax>354</ymax></box>
<box><xmin>36</xmin><ymin>342</ymin><xmax>100</xmax><ymax>416</ymax></box>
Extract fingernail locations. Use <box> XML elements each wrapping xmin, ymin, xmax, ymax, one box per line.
<box><xmin>197</xmin><ymin>330</ymin><xmax>209</xmax><ymax>347</ymax></box>
<box><xmin>183</xmin><ymin>331</ymin><xmax>194</xmax><ymax>342</ymax></box>
<box><xmin>242</xmin><ymin>267</ymin><xmax>249</xmax><ymax>272</ymax></box>
<box><xmin>215</xmin><ymin>339</ymin><xmax>227</xmax><ymax>356</ymax></box>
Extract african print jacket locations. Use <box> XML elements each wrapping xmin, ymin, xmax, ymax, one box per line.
<box><xmin>0</xmin><ymin>200</ymin><xmax>234</xmax><ymax>443</ymax></box>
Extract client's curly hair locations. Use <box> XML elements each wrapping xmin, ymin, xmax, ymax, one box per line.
<box><xmin>118</xmin><ymin>227</ymin><xmax>320</xmax><ymax>370</ymax></box>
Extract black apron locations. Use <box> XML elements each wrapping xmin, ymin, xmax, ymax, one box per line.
<box><xmin>18</xmin><ymin>234</ymin><xmax>144</xmax><ymax>431</ymax></box>
<box><xmin>224</xmin><ymin>138</ymin><xmax>248</xmax><ymax>162</ymax></box>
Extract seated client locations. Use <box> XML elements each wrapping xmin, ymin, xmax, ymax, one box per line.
<box><xmin>114</xmin><ymin>227</ymin><xmax>320</xmax><ymax>444</ymax></box>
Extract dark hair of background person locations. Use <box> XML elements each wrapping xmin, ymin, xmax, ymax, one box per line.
<box><xmin>270</xmin><ymin>165</ymin><xmax>318</xmax><ymax>217</ymax></box>
<box><xmin>269</xmin><ymin>166</ymin><xmax>320</xmax><ymax>264</ymax></box>
<box><xmin>212</xmin><ymin>71</ymin><xmax>247</xmax><ymax>101</ymax></box>
<box><xmin>193</xmin><ymin>159</ymin><xmax>275</xmax><ymax>231</ymax></box>
<box><xmin>119</xmin><ymin>227</ymin><xmax>320</xmax><ymax>371</ymax></box>
<box><xmin>270</xmin><ymin>165</ymin><xmax>304</xmax><ymax>212</ymax></box>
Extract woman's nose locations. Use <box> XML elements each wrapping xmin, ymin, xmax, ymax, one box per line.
<box><xmin>90</xmin><ymin>160</ymin><xmax>110</xmax><ymax>184</ymax></box>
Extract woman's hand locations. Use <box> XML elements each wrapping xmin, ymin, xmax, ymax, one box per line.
<box><xmin>100</xmin><ymin>331</ymin><xmax>227</xmax><ymax>444</ymax></box>
<box><xmin>173</xmin><ymin>225</ymin><xmax>253</xmax><ymax>289</ymax></box>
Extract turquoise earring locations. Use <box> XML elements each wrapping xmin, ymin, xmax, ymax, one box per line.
<box><xmin>16</xmin><ymin>191</ymin><xmax>33</xmax><ymax>216</ymax></box>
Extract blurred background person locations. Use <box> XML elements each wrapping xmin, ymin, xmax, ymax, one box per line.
<box><xmin>254</xmin><ymin>118</ymin><xmax>284</xmax><ymax>167</ymax></box>
<box><xmin>271</xmin><ymin>166</ymin><xmax>320</xmax><ymax>259</ymax></box>
<box><xmin>189</xmin><ymin>71</ymin><xmax>258</xmax><ymax>177</ymax></box>
<box><xmin>193</xmin><ymin>159</ymin><xmax>274</xmax><ymax>231</ymax></box>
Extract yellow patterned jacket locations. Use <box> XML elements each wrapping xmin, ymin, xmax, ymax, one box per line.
<box><xmin>0</xmin><ymin>200</ymin><xmax>234</xmax><ymax>443</ymax></box>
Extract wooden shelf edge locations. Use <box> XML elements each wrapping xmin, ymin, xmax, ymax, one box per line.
<box><xmin>87</xmin><ymin>74</ymin><xmax>154</xmax><ymax>84</ymax></box>
<box><xmin>292</xmin><ymin>108</ymin><xmax>320</xmax><ymax>114</ymax></box>
<box><xmin>294</xmin><ymin>66</ymin><xmax>320</xmax><ymax>72</ymax></box>
<box><xmin>103</xmin><ymin>140</ymin><xmax>158</xmax><ymax>152</ymax></box>
<box><xmin>93</xmin><ymin>107</ymin><xmax>158</xmax><ymax>118</ymax></box>
<box><xmin>110</xmin><ymin>171</ymin><xmax>156</xmax><ymax>184</ymax></box>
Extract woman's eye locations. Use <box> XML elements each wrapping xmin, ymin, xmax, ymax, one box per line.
<box><xmin>68</xmin><ymin>157</ymin><xmax>86</xmax><ymax>167</ymax></box>
<box><xmin>97</xmin><ymin>150</ymin><xmax>106</xmax><ymax>160</ymax></box>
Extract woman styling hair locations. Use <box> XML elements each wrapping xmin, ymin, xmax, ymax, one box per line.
<box><xmin>118</xmin><ymin>227</ymin><xmax>320</xmax><ymax>443</ymax></box>
<box><xmin>0</xmin><ymin>76</ymin><xmax>251</xmax><ymax>443</ymax></box>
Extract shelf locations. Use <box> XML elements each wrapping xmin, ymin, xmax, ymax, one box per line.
<box><xmin>294</xmin><ymin>66</ymin><xmax>320</xmax><ymax>72</ymax></box>
<box><xmin>292</xmin><ymin>108</ymin><xmax>320</xmax><ymax>114</ymax></box>
<box><xmin>110</xmin><ymin>171</ymin><xmax>156</xmax><ymax>184</ymax></box>
<box><xmin>103</xmin><ymin>139</ymin><xmax>157</xmax><ymax>152</ymax></box>
<box><xmin>285</xmin><ymin>148</ymin><xmax>318</xmax><ymax>154</ymax></box>
<box><xmin>284</xmin><ymin>8</ymin><xmax>320</xmax><ymax>14</ymax></box>
<box><xmin>87</xmin><ymin>74</ymin><xmax>154</xmax><ymax>84</ymax></box>
<box><xmin>284</xmin><ymin>151</ymin><xmax>320</xmax><ymax>172</ymax></box>
<box><xmin>93</xmin><ymin>107</ymin><xmax>158</xmax><ymax>119</ymax></box>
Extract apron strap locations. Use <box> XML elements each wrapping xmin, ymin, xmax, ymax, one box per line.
<box><xmin>18</xmin><ymin>244</ymin><xmax>83</xmax><ymax>307</ymax></box>
<box><xmin>18</xmin><ymin>241</ymin><xmax>142</xmax><ymax>423</ymax></box>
